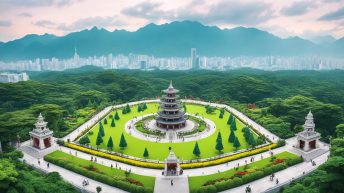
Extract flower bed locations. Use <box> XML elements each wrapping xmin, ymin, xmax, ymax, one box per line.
<box><xmin>63</xmin><ymin>142</ymin><xmax>164</xmax><ymax>169</ymax></box>
<box><xmin>189</xmin><ymin>152</ymin><xmax>303</xmax><ymax>193</ymax></box>
<box><xmin>181</xmin><ymin>143</ymin><xmax>277</xmax><ymax>169</ymax></box>
<box><xmin>62</xmin><ymin>142</ymin><xmax>277</xmax><ymax>169</ymax></box>
<box><xmin>44</xmin><ymin>151</ymin><xmax>154</xmax><ymax>193</ymax></box>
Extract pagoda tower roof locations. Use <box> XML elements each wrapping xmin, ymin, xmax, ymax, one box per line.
<box><xmin>163</xmin><ymin>80</ymin><xmax>179</xmax><ymax>93</ymax></box>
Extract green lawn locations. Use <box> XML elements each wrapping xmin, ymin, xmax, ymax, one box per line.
<box><xmin>188</xmin><ymin>151</ymin><xmax>299</xmax><ymax>191</ymax></box>
<box><xmin>47</xmin><ymin>150</ymin><xmax>155</xmax><ymax>189</ymax></box>
<box><xmin>88</xmin><ymin>103</ymin><xmax>257</xmax><ymax>161</ymax></box>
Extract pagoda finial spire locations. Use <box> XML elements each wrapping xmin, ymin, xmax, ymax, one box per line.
<box><xmin>169</xmin><ymin>80</ymin><xmax>173</xmax><ymax>89</ymax></box>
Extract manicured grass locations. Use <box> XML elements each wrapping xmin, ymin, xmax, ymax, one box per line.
<box><xmin>188</xmin><ymin>151</ymin><xmax>299</xmax><ymax>191</ymax></box>
<box><xmin>88</xmin><ymin>103</ymin><xmax>257</xmax><ymax>161</ymax></box>
<box><xmin>47</xmin><ymin>150</ymin><xmax>155</xmax><ymax>189</ymax></box>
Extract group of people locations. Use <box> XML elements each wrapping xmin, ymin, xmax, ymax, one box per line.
<box><xmin>90</xmin><ymin>156</ymin><xmax>97</xmax><ymax>162</ymax></box>
<box><xmin>269</xmin><ymin>173</ymin><xmax>279</xmax><ymax>184</ymax></box>
<box><xmin>82</xmin><ymin>179</ymin><xmax>89</xmax><ymax>186</ymax></box>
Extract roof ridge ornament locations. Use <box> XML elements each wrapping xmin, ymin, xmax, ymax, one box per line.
<box><xmin>168</xmin><ymin>80</ymin><xmax>173</xmax><ymax>89</ymax></box>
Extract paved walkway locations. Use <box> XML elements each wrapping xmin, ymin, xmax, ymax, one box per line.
<box><xmin>22</xmin><ymin>150</ymin><xmax>126</xmax><ymax>193</ymax></box>
<box><xmin>222</xmin><ymin>151</ymin><xmax>329</xmax><ymax>193</ymax></box>
<box><xmin>154</xmin><ymin>176</ymin><xmax>189</xmax><ymax>193</ymax></box>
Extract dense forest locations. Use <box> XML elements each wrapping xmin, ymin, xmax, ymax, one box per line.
<box><xmin>1</xmin><ymin>67</ymin><xmax>343</xmax><ymax>143</ymax></box>
<box><xmin>0</xmin><ymin>67</ymin><xmax>343</xmax><ymax>193</ymax></box>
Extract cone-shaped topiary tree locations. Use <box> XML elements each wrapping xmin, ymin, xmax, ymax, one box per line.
<box><xmin>227</xmin><ymin>114</ymin><xmax>234</xmax><ymax>125</ymax></box>
<box><xmin>143</xmin><ymin>147</ymin><xmax>149</xmax><ymax>158</ymax></box>
<box><xmin>233</xmin><ymin>136</ymin><xmax>241</xmax><ymax>149</ymax></box>
<box><xmin>244</xmin><ymin>127</ymin><xmax>251</xmax><ymax>141</ymax></box>
<box><xmin>79</xmin><ymin>135</ymin><xmax>90</xmax><ymax>145</ymax></box>
<box><xmin>99</xmin><ymin>122</ymin><xmax>105</xmax><ymax>137</ymax></box>
<box><xmin>143</xmin><ymin>103</ymin><xmax>147</xmax><ymax>110</ymax></box>
<box><xmin>193</xmin><ymin>141</ymin><xmax>201</xmax><ymax>157</ymax></box>
<box><xmin>228</xmin><ymin>129</ymin><xmax>236</xmax><ymax>143</ymax></box>
<box><xmin>96</xmin><ymin>131</ymin><xmax>103</xmax><ymax>149</ymax></box>
<box><xmin>107</xmin><ymin>136</ymin><xmax>113</xmax><ymax>151</ymax></box>
<box><xmin>216</xmin><ymin>132</ymin><xmax>222</xmax><ymax>143</ymax></box>
<box><xmin>115</xmin><ymin>111</ymin><xmax>120</xmax><ymax>120</ymax></box>
<box><xmin>125</xmin><ymin>104</ymin><xmax>131</xmax><ymax>113</ymax></box>
<box><xmin>219</xmin><ymin>112</ymin><xmax>224</xmax><ymax>119</ymax></box>
<box><xmin>119</xmin><ymin>133</ymin><xmax>127</xmax><ymax>149</ymax></box>
<box><xmin>215</xmin><ymin>137</ymin><xmax>224</xmax><ymax>153</ymax></box>
<box><xmin>138</xmin><ymin>105</ymin><xmax>142</xmax><ymax>112</ymax></box>
<box><xmin>231</xmin><ymin>118</ymin><xmax>237</xmax><ymax>131</ymax></box>
<box><xmin>249</xmin><ymin>133</ymin><xmax>256</xmax><ymax>148</ymax></box>
<box><xmin>103</xmin><ymin>118</ymin><xmax>108</xmax><ymax>124</ymax></box>
<box><xmin>111</xmin><ymin>118</ymin><xmax>116</xmax><ymax>127</ymax></box>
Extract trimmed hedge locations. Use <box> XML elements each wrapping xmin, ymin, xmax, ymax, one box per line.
<box><xmin>44</xmin><ymin>155</ymin><xmax>153</xmax><ymax>193</ymax></box>
<box><xmin>193</xmin><ymin>156</ymin><xmax>303</xmax><ymax>193</ymax></box>
<box><xmin>63</xmin><ymin>142</ymin><xmax>278</xmax><ymax>169</ymax></box>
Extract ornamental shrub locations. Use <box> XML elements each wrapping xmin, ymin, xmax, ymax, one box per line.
<box><xmin>206</xmin><ymin>185</ymin><xmax>217</xmax><ymax>193</ymax></box>
<box><xmin>197</xmin><ymin>186</ymin><xmax>208</xmax><ymax>193</ymax></box>
<box><xmin>285</xmin><ymin>157</ymin><xmax>303</xmax><ymax>166</ymax></box>
<box><xmin>242</xmin><ymin>171</ymin><xmax>264</xmax><ymax>183</ymax></box>
<box><xmin>214</xmin><ymin>181</ymin><xmax>227</xmax><ymax>192</ymax></box>
<box><xmin>232</xmin><ymin>177</ymin><xmax>243</xmax><ymax>186</ymax></box>
<box><xmin>143</xmin><ymin>187</ymin><xmax>153</xmax><ymax>193</ymax></box>
<box><xmin>63</xmin><ymin>142</ymin><xmax>277</xmax><ymax>169</ymax></box>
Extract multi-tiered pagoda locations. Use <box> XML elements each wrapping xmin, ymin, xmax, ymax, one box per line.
<box><xmin>156</xmin><ymin>81</ymin><xmax>186</xmax><ymax>129</ymax></box>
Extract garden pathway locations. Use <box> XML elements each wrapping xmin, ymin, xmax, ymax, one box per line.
<box><xmin>21</xmin><ymin>150</ymin><xmax>127</xmax><ymax>193</ymax></box>
<box><xmin>221</xmin><ymin>151</ymin><xmax>329</xmax><ymax>193</ymax></box>
<box><xmin>154</xmin><ymin>176</ymin><xmax>189</xmax><ymax>193</ymax></box>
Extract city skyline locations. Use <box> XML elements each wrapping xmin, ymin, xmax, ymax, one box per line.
<box><xmin>0</xmin><ymin>0</ymin><xmax>344</xmax><ymax>42</ymax></box>
<box><xmin>1</xmin><ymin>48</ymin><xmax>343</xmax><ymax>72</ymax></box>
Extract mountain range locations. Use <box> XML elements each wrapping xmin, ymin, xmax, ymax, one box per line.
<box><xmin>0</xmin><ymin>21</ymin><xmax>343</xmax><ymax>61</ymax></box>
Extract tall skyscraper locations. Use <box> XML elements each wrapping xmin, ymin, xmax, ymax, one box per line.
<box><xmin>190</xmin><ymin>48</ymin><xmax>198</xmax><ymax>69</ymax></box>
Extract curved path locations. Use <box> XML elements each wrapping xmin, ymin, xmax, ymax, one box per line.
<box><xmin>124</xmin><ymin>113</ymin><xmax>216</xmax><ymax>143</ymax></box>
<box><xmin>62</xmin><ymin>99</ymin><xmax>279</xmax><ymax>143</ymax></box>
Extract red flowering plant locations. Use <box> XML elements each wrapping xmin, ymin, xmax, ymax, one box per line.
<box><xmin>273</xmin><ymin>159</ymin><xmax>285</xmax><ymax>165</ymax></box>
<box><xmin>234</xmin><ymin>171</ymin><xmax>249</xmax><ymax>177</ymax></box>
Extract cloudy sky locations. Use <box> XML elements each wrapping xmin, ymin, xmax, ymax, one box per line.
<box><xmin>0</xmin><ymin>0</ymin><xmax>344</xmax><ymax>42</ymax></box>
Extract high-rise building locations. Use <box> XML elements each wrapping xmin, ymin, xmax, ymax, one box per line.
<box><xmin>0</xmin><ymin>72</ymin><xmax>29</xmax><ymax>83</ymax></box>
<box><xmin>190</xmin><ymin>48</ymin><xmax>199</xmax><ymax>69</ymax></box>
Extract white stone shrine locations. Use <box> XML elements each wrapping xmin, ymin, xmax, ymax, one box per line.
<box><xmin>163</xmin><ymin>148</ymin><xmax>181</xmax><ymax>176</ymax></box>
<box><xmin>29</xmin><ymin>113</ymin><xmax>54</xmax><ymax>150</ymax></box>
<box><xmin>296</xmin><ymin>111</ymin><xmax>321</xmax><ymax>152</ymax></box>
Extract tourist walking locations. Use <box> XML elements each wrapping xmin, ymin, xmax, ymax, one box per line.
<box><xmin>47</xmin><ymin>163</ymin><xmax>49</xmax><ymax>168</ymax></box>
<box><xmin>245</xmin><ymin>185</ymin><xmax>251</xmax><ymax>193</ymax></box>
<box><xmin>171</xmin><ymin>180</ymin><xmax>173</xmax><ymax>186</ymax></box>
<box><xmin>276</xmin><ymin>178</ymin><xmax>279</xmax><ymax>184</ymax></box>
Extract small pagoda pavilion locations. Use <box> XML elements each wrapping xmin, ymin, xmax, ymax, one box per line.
<box><xmin>163</xmin><ymin>148</ymin><xmax>181</xmax><ymax>176</ymax></box>
<box><xmin>156</xmin><ymin>81</ymin><xmax>186</xmax><ymax>129</ymax></box>
<box><xmin>296</xmin><ymin>111</ymin><xmax>321</xmax><ymax>152</ymax></box>
<box><xmin>29</xmin><ymin>113</ymin><xmax>54</xmax><ymax>150</ymax></box>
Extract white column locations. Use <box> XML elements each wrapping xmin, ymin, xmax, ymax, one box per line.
<box><xmin>304</xmin><ymin>140</ymin><xmax>309</xmax><ymax>151</ymax></box>
<box><xmin>39</xmin><ymin>138</ymin><xmax>44</xmax><ymax>149</ymax></box>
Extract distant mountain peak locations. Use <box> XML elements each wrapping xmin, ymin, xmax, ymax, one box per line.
<box><xmin>307</xmin><ymin>35</ymin><xmax>336</xmax><ymax>45</ymax></box>
<box><xmin>0</xmin><ymin>20</ymin><xmax>343</xmax><ymax>61</ymax></box>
